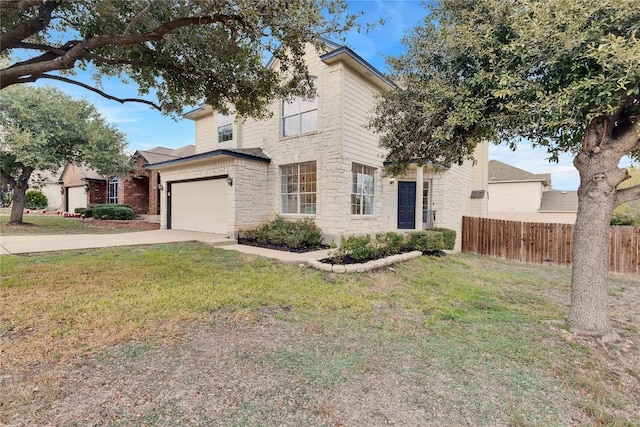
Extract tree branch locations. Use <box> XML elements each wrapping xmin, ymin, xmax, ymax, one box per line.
<box><xmin>0</xmin><ymin>0</ymin><xmax>60</xmax><ymax>54</ymax></box>
<box><xmin>1</xmin><ymin>12</ymin><xmax>245</xmax><ymax>88</ymax></box>
<box><xmin>122</xmin><ymin>1</ymin><xmax>155</xmax><ymax>36</ymax></box>
<box><xmin>0</xmin><ymin>0</ymin><xmax>43</xmax><ymax>10</ymax></box>
<box><xmin>17</xmin><ymin>74</ymin><xmax>163</xmax><ymax>110</ymax></box>
<box><xmin>0</xmin><ymin>167</ymin><xmax>18</xmax><ymax>188</ymax></box>
<box><xmin>615</xmin><ymin>184</ymin><xmax>640</xmax><ymax>207</ymax></box>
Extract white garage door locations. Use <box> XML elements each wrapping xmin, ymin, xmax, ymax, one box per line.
<box><xmin>170</xmin><ymin>179</ymin><xmax>228</xmax><ymax>234</ymax></box>
<box><xmin>67</xmin><ymin>186</ymin><xmax>86</xmax><ymax>212</ymax></box>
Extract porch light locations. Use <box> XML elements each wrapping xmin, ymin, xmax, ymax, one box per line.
<box><xmin>389</xmin><ymin>177</ymin><xmax>396</xmax><ymax>184</ymax></box>
<box><xmin>226</xmin><ymin>176</ymin><xmax>234</xmax><ymax>187</ymax></box>
<box><xmin>158</xmin><ymin>183</ymin><xmax>164</xmax><ymax>191</ymax></box>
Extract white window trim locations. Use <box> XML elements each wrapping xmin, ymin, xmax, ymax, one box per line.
<box><xmin>281</xmin><ymin>162</ymin><xmax>317</xmax><ymax>215</ymax></box>
<box><xmin>351</xmin><ymin>163</ymin><xmax>375</xmax><ymax>216</ymax></box>
<box><xmin>108</xmin><ymin>176</ymin><xmax>118</xmax><ymax>204</ymax></box>
<box><xmin>217</xmin><ymin>112</ymin><xmax>233</xmax><ymax>143</ymax></box>
<box><xmin>281</xmin><ymin>77</ymin><xmax>318</xmax><ymax>138</ymax></box>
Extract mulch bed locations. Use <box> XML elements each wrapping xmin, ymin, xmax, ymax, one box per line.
<box><xmin>237</xmin><ymin>237</ymin><xmax>329</xmax><ymax>253</ymax></box>
<box><xmin>87</xmin><ymin>219</ymin><xmax>160</xmax><ymax>231</ymax></box>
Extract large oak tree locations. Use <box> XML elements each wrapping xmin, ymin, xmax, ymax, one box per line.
<box><xmin>0</xmin><ymin>85</ymin><xmax>129</xmax><ymax>223</ymax></box>
<box><xmin>370</xmin><ymin>0</ymin><xmax>640</xmax><ymax>343</ymax></box>
<box><xmin>0</xmin><ymin>0</ymin><xmax>354</xmax><ymax>117</ymax></box>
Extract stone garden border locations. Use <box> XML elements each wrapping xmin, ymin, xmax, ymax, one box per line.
<box><xmin>307</xmin><ymin>250</ymin><xmax>423</xmax><ymax>273</ymax></box>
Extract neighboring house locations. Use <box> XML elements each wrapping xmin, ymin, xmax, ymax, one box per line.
<box><xmin>147</xmin><ymin>41</ymin><xmax>488</xmax><ymax>250</ymax></box>
<box><xmin>29</xmin><ymin>167</ymin><xmax>64</xmax><ymax>210</ymax></box>
<box><xmin>58</xmin><ymin>145</ymin><xmax>195</xmax><ymax>216</ymax></box>
<box><xmin>487</xmin><ymin>159</ymin><xmax>578</xmax><ymax>223</ymax></box>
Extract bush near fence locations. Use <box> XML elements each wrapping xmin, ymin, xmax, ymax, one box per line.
<box><xmin>461</xmin><ymin>217</ymin><xmax>639</xmax><ymax>275</ymax></box>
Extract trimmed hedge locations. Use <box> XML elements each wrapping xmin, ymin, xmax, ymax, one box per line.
<box><xmin>25</xmin><ymin>189</ymin><xmax>48</xmax><ymax>210</ymax></box>
<box><xmin>243</xmin><ymin>216</ymin><xmax>324</xmax><ymax>250</ymax></box>
<box><xmin>92</xmin><ymin>205</ymin><xmax>134</xmax><ymax>220</ymax></box>
<box><xmin>429</xmin><ymin>227</ymin><xmax>456</xmax><ymax>250</ymax></box>
<box><xmin>406</xmin><ymin>230</ymin><xmax>445</xmax><ymax>253</ymax></box>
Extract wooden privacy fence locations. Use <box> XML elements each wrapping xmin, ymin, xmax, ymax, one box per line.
<box><xmin>461</xmin><ymin>217</ymin><xmax>640</xmax><ymax>275</ymax></box>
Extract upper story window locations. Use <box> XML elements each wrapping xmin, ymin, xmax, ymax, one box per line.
<box><xmin>282</xmin><ymin>77</ymin><xmax>318</xmax><ymax>137</ymax></box>
<box><xmin>351</xmin><ymin>163</ymin><xmax>375</xmax><ymax>215</ymax></box>
<box><xmin>281</xmin><ymin>161</ymin><xmax>316</xmax><ymax>214</ymax></box>
<box><xmin>217</xmin><ymin>112</ymin><xmax>233</xmax><ymax>143</ymax></box>
<box><xmin>108</xmin><ymin>176</ymin><xmax>118</xmax><ymax>204</ymax></box>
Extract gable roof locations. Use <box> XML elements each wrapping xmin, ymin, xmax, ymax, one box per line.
<box><xmin>58</xmin><ymin>163</ymin><xmax>106</xmax><ymax>183</ymax></box>
<box><xmin>136</xmin><ymin>145</ymin><xmax>196</xmax><ymax>164</ymax></box>
<box><xmin>539</xmin><ymin>190</ymin><xmax>578</xmax><ymax>212</ymax></box>
<box><xmin>488</xmin><ymin>160</ymin><xmax>551</xmax><ymax>186</ymax></box>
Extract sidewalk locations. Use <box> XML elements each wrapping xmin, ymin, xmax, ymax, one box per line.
<box><xmin>0</xmin><ymin>229</ymin><xmax>331</xmax><ymax>262</ymax></box>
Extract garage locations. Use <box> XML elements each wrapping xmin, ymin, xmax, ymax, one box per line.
<box><xmin>66</xmin><ymin>186</ymin><xmax>87</xmax><ymax>212</ymax></box>
<box><xmin>168</xmin><ymin>178</ymin><xmax>228</xmax><ymax>234</ymax></box>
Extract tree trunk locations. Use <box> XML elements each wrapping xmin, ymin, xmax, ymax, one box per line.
<box><xmin>9</xmin><ymin>183</ymin><xmax>28</xmax><ymax>223</ymax></box>
<box><xmin>7</xmin><ymin>168</ymin><xmax>33</xmax><ymax>224</ymax></box>
<box><xmin>568</xmin><ymin>117</ymin><xmax>631</xmax><ymax>344</ymax></box>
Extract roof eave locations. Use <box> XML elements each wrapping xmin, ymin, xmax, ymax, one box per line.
<box><xmin>145</xmin><ymin>149</ymin><xmax>270</xmax><ymax>170</ymax></box>
<box><xmin>320</xmin><ymin>46</ymin><xmax>393</xmax><ymax>90</ymax></box>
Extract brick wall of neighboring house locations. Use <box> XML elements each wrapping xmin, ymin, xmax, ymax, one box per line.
<box><xmin>148</xmin><ymin>171</ymin><xmax>160</xmax><ymax>216</ymax></box>
<box><xmin>60</xmin><ymin>164</ymin><xmax>106</xmax><ymax>209</ymax></box>
<box><xmin>87</xmin><ymin>181</ymin><xmax>107</xmax><ymax>205</ymax></box>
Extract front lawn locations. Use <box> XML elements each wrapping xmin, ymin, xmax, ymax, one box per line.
<box><xmin>1</xmin><ymin>244</ymin><xmax>638</xmax><ymax>426</ymax></box>
<box><xmin>0</xmin><ymin>209</ymin><xmax>154</xmax><ymax>235</ymax></box>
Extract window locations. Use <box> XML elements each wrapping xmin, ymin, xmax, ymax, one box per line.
<box><xmin>108</xmin><ymin>176</ymin><xmax>118</xmax><ymax>204</ymax></box>
<box><xmin>217</xmin><ymin>112</ymin><xmax>233</xmax><ymax>143</ymax></box>
<box><xmin>282</xmin><ymin>77</ymin><xmax>318</xmax><ymax>137</ymax></box>
<box><xmin>281</xmin><ymin>162</ymin><xmax>316</xmax><ymax>214</ymax></box>
<box><xmin>351</xmin><ymin>164</ymin><xmax>375</xmax><ymax>215</ymax></box>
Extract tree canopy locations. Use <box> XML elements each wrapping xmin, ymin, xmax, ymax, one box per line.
<box><xmin>0</xmin><ymin>0</ymin><xmax>354</xmax><ymax>118</ymax></box>
<box><xmin>0</xmin><ymin>85</ymin><xmax>129</xmax><ymax>222</ymax></box>
<box><xmin>371</xmin><ymin>0</ymin><xmax>639</xmax><ymax>173</ymax></box>
<box><xmin>370</xmin><ymin>0</ymin><xmax>639</xmax><ymax>343</ymax></box>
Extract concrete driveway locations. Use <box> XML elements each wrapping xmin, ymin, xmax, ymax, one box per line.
<box><xmin>0</xmin><ymin>229</ymin><xmax>235</xmax><ymax>255</ymax></box>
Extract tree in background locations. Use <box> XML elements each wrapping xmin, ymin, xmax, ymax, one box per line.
<box><xmin>612</xmin><ymin>166</ymin><xmax>640</xmax><ymax>225</ymax></box>
<box><xmin>1</xmin><ymin>0</ymin><xmax>354</xmax><ymax>117</ymax></box>
<box><xmin>0</xmin><ymin>85</ymin><xmax>129</xmax><ymax>223</ymax></box>
<box><xmin>370</xmin><ymin>0</ymin><xmax>639</xmax><ymax>343</ymax></box>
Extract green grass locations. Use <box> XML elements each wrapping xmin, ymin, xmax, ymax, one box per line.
<box><xmin>1</xmin><ymin>244</ymin><xmax>638</xmax><ymax>426</ymax></box>
<box><xmin>0</xmin><ymin>211</ymin><xmax>128</xmax><ymax>235</ymax></box>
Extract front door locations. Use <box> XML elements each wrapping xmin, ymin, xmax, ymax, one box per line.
<box><xmin>398</xmin><ymin>181</ymin><xmax>416</xmax><ymax>229</ymax></box>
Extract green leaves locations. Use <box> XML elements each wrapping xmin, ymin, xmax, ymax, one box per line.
<box><xmin>371</xmin><ymin>0</ymin><xmax>640</xmax><ymax>173</ymax></box>
<box><xmin>0</xmin><ymin>85</ymin><xmax>130</xmax><ymax>181</ymax></box>
<box><xmin>1</xmin><ymin>0</ymin><xmax>356</xmax><ymax>118</ymax></box>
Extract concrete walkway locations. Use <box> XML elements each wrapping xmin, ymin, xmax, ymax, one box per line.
<box><xmin>0</xmin><ymin>229</ymin><xmax>331</xmax><ymax>262</ymax></box>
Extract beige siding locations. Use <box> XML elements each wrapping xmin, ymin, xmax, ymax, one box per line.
<box><xmin>488</xmin><ymin>181</ymin><xmax>544</xmax><ymax>212</ymax></box>
<box><xmin>487</xmin><ymin>211</ymin><xmax>576</xmax><ymax>224</ymax></box>
<box><xmin>194</xmin><ymin>113</ymin><xmax>217</xmax><ymax>154</ymax></box>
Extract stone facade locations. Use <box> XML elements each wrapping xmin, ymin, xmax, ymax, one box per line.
<box><xmin>149</xmin><ymin>42</ymin><xmax>489</xmax><ymax>251</ymax></box>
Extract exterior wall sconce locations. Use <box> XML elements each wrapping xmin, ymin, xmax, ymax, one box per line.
<box><xmin>226</xmin><ymin>177</ymin><xmax>234</xmax><ymax>187</ymax></box>
<box><xmin>158</xmin><ymin>183</ymin><xmax>164</xmax><ymax>191</ymax></box>
<box><xmin>60</xmin><ymin>187</ymin><xmax>65</xmax><ymax>195</ymax></box>
<box><xmin>389</xmin><ymin>177</ymin><xmax>396</xmax><ymax>185</ymax></box>
<box><xmin>84</xmin><ymin>184</ymin><xmax>90</xmax><ymax>194</ymax></box>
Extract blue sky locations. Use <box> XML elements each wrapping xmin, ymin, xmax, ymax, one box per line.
<box><xmin>30</xmin><ymin>0</ymin><xmax>634</xmax><ymax>190</ymax></box>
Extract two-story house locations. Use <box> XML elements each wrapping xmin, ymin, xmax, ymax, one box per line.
<box><xmin>147</xmin><ymin>41</ymin><xmax>488</xmax><ymax>250</ymax></box>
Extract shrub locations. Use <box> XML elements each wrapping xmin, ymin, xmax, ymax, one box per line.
<box><xmin>375</xmin><ymin>231</ymin><xmax>406</xmax><ymax>257</ymax></box>
<box><xmin>24</xmin><ymin>189</ymin><xmax>48</xmax><ymax>209</ymax></box>
<box><xmin>610</xmin><ymin>212</ymin><xmax>638</xmax><ymax>226</ymax></box>
<box><xmin>332</xmin><ymin>234</ymin><xmax>376</xmax><ymax>262</ymax></box>
<box><xmin>92</xmin><ymin>205</ymin><xmax>133</xmax><ymax>220</ymax></box>
<box><xmin>429</xmin><ymin>227</ymin><xmax>456</xmax><ymax>250</ymax></box>
<box><xmin>74</xmin><ymin>207</ymin><xmax>87</xmax><ymax>215</ymax></box>
<box><xmin>84</xmin><ymin>207</ymin><xmax>93</xmax><ymax>218</ymax></box>
<box><xmin>406</xmin><ymin>230</ymin><xmax>445</xmax><ymax>253</ymax></box>
<box><xmin>243</xmin><ymin>216</ymin><xmax>323</xmax><ymax>249</ymax></box>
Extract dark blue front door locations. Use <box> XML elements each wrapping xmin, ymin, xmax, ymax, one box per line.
<box><xmin>398</xmin><ymin>181</ymin><xmax>416</xmax><ymax>229</ymax></box>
